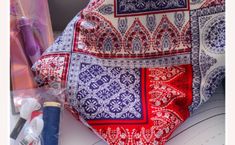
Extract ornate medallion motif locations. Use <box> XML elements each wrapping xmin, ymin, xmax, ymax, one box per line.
<box><xmin>202</xmin><ymin>14</ymin><xmax>225</xmax><ymax>54</ymax></box>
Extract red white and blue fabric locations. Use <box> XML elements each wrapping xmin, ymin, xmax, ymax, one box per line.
<box><xmin>33</xmin><ymin>0</ymin><xmax>225</xmax><ymax>144</ymax></box>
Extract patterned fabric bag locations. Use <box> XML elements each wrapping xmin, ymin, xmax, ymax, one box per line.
<box><xmin>33</xmin><ymin>0</ymin><xmax>225</xmax><ymax>144</ymax></box>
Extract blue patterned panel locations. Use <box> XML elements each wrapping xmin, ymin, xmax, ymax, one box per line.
<box><xmin>189</xmin><ymin>4</ymin><xmax>225</xmax><ymax>112</ymax></box>
<box><xmin>77</xmin><ymin>63</ymin><xmax>143</xmax><ymax>120</ymax></box>
<box><xmin>115</xmin><ymin>0</ymin><xmax>189</xmax><ymax>17</ymax></box>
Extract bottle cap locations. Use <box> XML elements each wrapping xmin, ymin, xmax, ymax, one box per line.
<box><xmin>43</xmin><ymin>102</ymin><xmax>61</xmax><ymax>108</ymax></box>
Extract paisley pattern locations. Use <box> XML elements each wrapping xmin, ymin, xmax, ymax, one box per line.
<box><xmin>118</xmin><ymin>18</ymin><xmax>128</xmax><ymax>35</ymax></box>
<box><xmin>99</xmin><ymin>110</ymin><xmax>182</xmax><ymax>145</ymax></box>
<box><xmin>33</xmin><ymin>0</ymin><xmax>225</xmax><ymax>145</ymax></box>
<box><xmin>174</xmin><ymin>12</ymin><xmax>185</xmax><ymax>30</ymax></box>
<box><xmin>98</xmin><ymin>4</ymin><xmax>114</xmax><ymax>15</ymax></box>
<box><xmin>74</xmin><ymin>12</ymin><xmax>190</xmax><ymax>59</ymax></box>
<box><xmin>124</xmin><ymin>18</ymin><xmax>151</xmax><ymax>54</ymax></box>
<box><xmin>152</xmin><ymin>15</ymin><xmax>180</xmax><ymax>51</ymax></box>
<box><xmin>149</xmin><ymin>67</ymin><xmax>186</xmax><ymax>107</ymax></box>
<box><xmin>75</xmin><ymin>12</ymin><xmax>123</xmax><ymax>55</ymax></box>
<box><xmin>146</xmin><ymin>15</ymin><xmax>157</xmax><ymax>32</ymax></box>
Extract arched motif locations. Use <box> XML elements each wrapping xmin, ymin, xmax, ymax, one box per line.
<box><xmin>77</xmin><ymin>12</ymin><xmax>123</xmax><ymax>55</ymax></box>
<box><xmin>124</xmin><ymin>18</ymin><xmax>151</xmax><ymax>54</ymax></box>
<box><xmin>152</xmin><ymin>15</ymin><xmax>180</xmax><ymax>52</ymax></box>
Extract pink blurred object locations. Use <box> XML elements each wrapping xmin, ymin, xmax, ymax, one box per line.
<box><xmin>18</xmin><ymin>17</ymin><xmax>41</xmax><ymax>64</ymax></box>
<box><xmin>10</xmin><ymin>0</ymin><xmax>54</xmax><ymax>90</ymax></box>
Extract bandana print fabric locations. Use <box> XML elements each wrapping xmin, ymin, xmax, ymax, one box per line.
<box><xmin>33</xmin><ymin>0</ymin><xmax>225</xmax><ymax>144</ymax></box>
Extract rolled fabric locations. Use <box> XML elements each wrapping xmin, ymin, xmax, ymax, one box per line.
<box><xmin>42</xmin><ymin>102</ymin><xmax>61</xmax><ymax>145</ymax></box>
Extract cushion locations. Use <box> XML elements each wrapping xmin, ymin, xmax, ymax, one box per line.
<box><xmin>33</xmin><ymin>0</ymin><xmax>225</xmax><ymax>144</ymax></box>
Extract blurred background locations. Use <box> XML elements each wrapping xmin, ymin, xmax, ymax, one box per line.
<box><xmin>48</xmin><ymin>0</ymin><xmax>89</xmax><ymax>31</ymax></box>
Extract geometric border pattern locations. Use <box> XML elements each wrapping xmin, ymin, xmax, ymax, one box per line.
<box><xmin>189</xmin><ymin>4</ymin><xmax>225</xmax><ymax>112</ymax></box>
